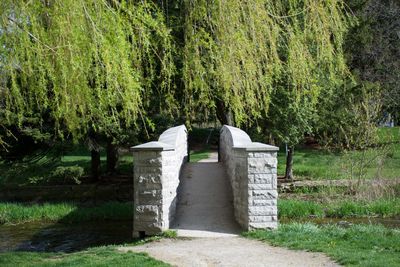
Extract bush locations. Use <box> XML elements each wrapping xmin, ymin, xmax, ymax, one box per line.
<box><xmin>50</xmin><ymin>165</ymin><xmax>84</xmax><ymax>185</ymax></box>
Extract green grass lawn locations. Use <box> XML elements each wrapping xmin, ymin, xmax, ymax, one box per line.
<box><xmin>244</xmin><ymin>223</ymin><xmax>400</xmax><ymax>267</ymax></box>
<box><xmin>0</xmin><ymin>202</ymin><xmax>132</xmax><ymax>225</ymax></box>
<box><xmin>277</xmin><ymin>127</ymin><xmax>400</xmax><ymax>180</ymax></box>
<box><xmin>189</xmin><ymin>149</ymin><xmax>211</xmax><ymax>162</ymax></box>
<box><xmin>0</xmin><ymin>245</ymin><xmax>168</xmax><ymax>267</ymax></box>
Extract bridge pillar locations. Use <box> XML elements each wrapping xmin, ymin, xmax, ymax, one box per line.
<box><xmin>220</xmin><ymin>125</ymin><xmax>279</xmax><ymax>230</ymax></box>
<box><xmin>130</xmin><ymin>125</ymin><xmax>187</xmax><ymax>237</ymax></box>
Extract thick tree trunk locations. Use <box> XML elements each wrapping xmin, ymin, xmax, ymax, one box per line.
<box><xmin>285</xmin><ymin>146</ymin><xmax>294</xmax><ymax>180</ymax></box>
<box><xmin>216</xmin><ymin>99</ymin><xmax>234</xmax><ymax>126</ymax></box>
<box><xmin>106</xmin><ymin>140</ymin><xmax>118</xmax><ymax>174</ymax></box>
<box><xmin>91</xmin><ymin>149</ymin><xmax>101</xmax><ymax>181</ymax></box>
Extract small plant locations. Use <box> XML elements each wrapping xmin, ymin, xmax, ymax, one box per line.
<box><xmin>162</xmin><ymin>230</ymin><xmax>177</xmax><ymax>238</ymax></box>
<box><xmin>51</xmin><ymin>165</ymin><xmax>84</xmax><ymax>184</ymax></box>
<box><xmin>28</xmin><ymin>176</ymin><xmax>46</xmax><ymax>184</ymax></box>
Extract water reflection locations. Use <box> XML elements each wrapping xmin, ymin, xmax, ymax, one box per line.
<box><xmin>0</xmin><ymin>221</ymin><xmax>133</xmax><ymax>253</ymax></box>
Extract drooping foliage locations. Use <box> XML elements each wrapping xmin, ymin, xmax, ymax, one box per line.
<box><xmin>345</xmin><ymin>0</ymin><xmax>400</xmax><ymax>125</ymax></box>
<box><xmin>181</xmin><ymin>0</ymin><xmax>352</xmax><ymax>129</ymax></box>
<box><xmin>315</xmin><ymin>80</ymin><xmax>381</xmax><ymax>148</ymax></box>
<box><xmin>0</xmin><ymin>0</ymin><xmax>175</xmax><ymax>143</ymax></box>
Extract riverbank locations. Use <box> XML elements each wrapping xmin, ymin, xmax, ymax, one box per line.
<box><xmin>0</xmin><ymin>202</ymin><xmax>132</xmax><ymax>225</ymax></box>
<box><xmin>279</xmin><ymin>198</ymin><xmax>400</xmax><ymax>219</ymax></box>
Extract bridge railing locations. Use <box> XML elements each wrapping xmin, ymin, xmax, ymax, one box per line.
<box><xmin>130</xmin><ymin>125</ymin><xmax>187</xmax><ymax>237</ymax></box>
<box><xmin>220</xmin><ymin>125</ymin><xmax>279</xmax><ymax>230</ymax></box>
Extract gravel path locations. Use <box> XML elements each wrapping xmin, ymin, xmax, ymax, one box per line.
<box><xmin>119</xmin><ymin>237</ymin><xmax>340</xmax><ymax>267</ymax></box>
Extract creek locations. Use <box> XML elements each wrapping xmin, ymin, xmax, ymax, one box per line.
<box><xmin>0</xmin><ymin>221</ymin><xmax>132</xmax><ymax>253</ymax></box>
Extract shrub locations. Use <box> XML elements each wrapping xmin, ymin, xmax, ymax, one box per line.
<box><xmin>50</xmin><ymin>165</ymin><xmax>84</xmax><ymax>184</ymax></box>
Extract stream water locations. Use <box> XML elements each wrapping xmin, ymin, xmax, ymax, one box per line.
<box><xmin>0</xmin><ymin>218</ymin><xmax>398</xmax><ymax>253</ymax></box>
<box><xmin>0</xmin><ymin>221</ymin><xmax>133</xmax><ymax>253</ymax></box>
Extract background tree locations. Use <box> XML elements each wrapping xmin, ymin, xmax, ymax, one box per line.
<box><xmin>345</xmin><ymin>0</ymin><xmax>400</xmax><ymax>125</ymax></box>
<box><xmin>1</xmin><ymin>0</ymin><xmax>383</xmax><ymax>183</ymax></box>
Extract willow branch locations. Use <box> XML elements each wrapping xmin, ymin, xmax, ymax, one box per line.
<box><xmin>7</xmin><ymin>16</ymin><xmax>56</xmax><ymax>52</ymax></box>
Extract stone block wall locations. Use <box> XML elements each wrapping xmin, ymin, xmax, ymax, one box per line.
<box><xmin>220</xmin><ymin>125</ymin><xmax>279</xmax><ymax>230</ymax></box>
<box><xmin>131</xmin><ymin>125</ymin><xmax>187</xmax><ymax>236</ymax></box>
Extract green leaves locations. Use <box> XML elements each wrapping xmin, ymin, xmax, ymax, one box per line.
<box><xmin>0</xmin><ymin>0</ymin><xmax>356</xmax><ymax>149</ymax></box>
<box><xmin>181</xmin><ymin>0</ymin><xmax>351</xmax><ymax>136</ymax></box>
<box><xmin>0</xmin><ymin>0</ymin><xmax>174</xmax><ymax>141</ymax></box>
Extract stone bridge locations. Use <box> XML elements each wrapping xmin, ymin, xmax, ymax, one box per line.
<box><xmin>131</xmin><ymin>125</ymin><xmax>278</xmax><ymax>237</ymax></box>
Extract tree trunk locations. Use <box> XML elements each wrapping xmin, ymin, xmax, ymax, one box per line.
<box><xmin>106</xmin><ymin>140</ymin><xmax>118</xmax><ymax>174</ymax></box>
<box><xmin>91</xmin><ymin>149</ymin><xmax>101</xmax><ymax>181</ymax></box>
<box><xmin>285</xmin><ymin>146</ymin><xmax>294</xmax><ymax>180</ymax></box>
<box><xmin>215</xmin><ymin>99</ymin><xmax>234</xmax><ymax>126</ymax></box>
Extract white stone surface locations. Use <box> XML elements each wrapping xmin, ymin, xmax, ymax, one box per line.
<box><xmin>131</xmin><ymin>125</ymin><xmax>187</xmax><ymax>236</ymax></box>
<box><xmin>220</xmin><ymin>125</ymin><xmax>279</xmax><ymax>230</ymax></box>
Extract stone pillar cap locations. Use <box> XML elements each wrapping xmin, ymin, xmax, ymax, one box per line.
<box><xmin>234</xmin><ymin>142</ymin><xmax>279</xmax><ymax>152</ymax></box>
<box><xmin>130</xmin><ymin>141</ymin><xmax>175</xmax><ymax>152</ymax></box>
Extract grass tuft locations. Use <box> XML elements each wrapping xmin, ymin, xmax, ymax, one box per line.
<box><xmin>161</xmin><ymin>230</ymin><xmax>178</xmax><ymax>238</ymax></box>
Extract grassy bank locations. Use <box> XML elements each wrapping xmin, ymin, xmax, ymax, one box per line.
<box><xmin>0</xmin><ymin>245</ymin><xmax>168</xmax><ymax>267</ymax></box>
<box><xmin>0</xmin><ymin>202</ymin><xmax>132</xmax><ymax>225</ymax></box>
<box><xmin>278</xmin><ymin>199</ymin><xmax>400</xmax><ymax>219</ymax></box>
<box><xmin>244</xmin><ymin>223</ymin><xmax>400</xmax><ymax>267</ymax></box>
<box><xmin>277</xmin><ymin>127</ymin><xmax>400</xmax><ymax>180</ymax></box>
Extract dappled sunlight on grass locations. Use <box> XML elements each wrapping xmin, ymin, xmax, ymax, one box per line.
<box><xmin>0</xmin><ymin>146</ymin><xmax>133</xmax><ymax>186</ymax></box>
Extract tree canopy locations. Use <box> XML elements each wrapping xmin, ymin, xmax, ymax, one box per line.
<box><xmin>0</xmin><ymin>0</ymin><xmax>174</xmax><ymax>143</ymax></box>
<box><xmin>1</xmin><ymin>0</ymin><xmax>387</xmax><ymax>167</ymax></box>
<box><xmin>181</xmin><ymin>0</ymin><xmax>352</xmax><ymax>129</ymax></box>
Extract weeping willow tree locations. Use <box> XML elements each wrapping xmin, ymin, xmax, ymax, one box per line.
<box><xmin>1</xmin><ymin>0</ymin><xmax>356</xmax><ymax>180</ymax></box>
<box><xmin>182</xmin><ymin>0</ymin><xmax>353</xmax><ymax>179</ymax></box>
<box><xmin>0</xmin><ymin>1</ymin><xmax>175</xmax><ymax>175</ymax></box>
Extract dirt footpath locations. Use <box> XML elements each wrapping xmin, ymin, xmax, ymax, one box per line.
<box><xmin>119</xmin><ymin>237</ymin><xmax>340</xmax><ymax>267</ymax></box>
